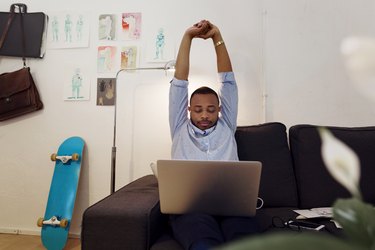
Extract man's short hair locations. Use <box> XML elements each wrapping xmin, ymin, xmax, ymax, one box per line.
<box><xmin>190</xmin><ymin>86</ymin><xmax>219</xmax><ymax>105</ymax></box>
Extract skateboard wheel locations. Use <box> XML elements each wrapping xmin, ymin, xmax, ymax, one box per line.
<box><xmin>37</xmin><ymin>217</ymin><xmax>44</xmax><ymax>227</ymax></box>
<box><xmin>60</xmin><ymin>219</ymin><xmax>69</xmax><ymax>228</ymax></box>
<box><xmin>71</xmin><ymin>153</ymin><xmax>80</xmax><ymax>161</ymax></box>
<box><xmin>51</xmin><ymin>153</ymin><xmax>57</xmax><ymax>161</ymax></box>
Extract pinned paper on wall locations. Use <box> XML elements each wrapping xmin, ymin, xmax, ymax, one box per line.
<box><xmin>121</xmin><ymin>12</ymin><xmax>142</xmax><ymax>40</ymax></box>
<box><xmin>97</xmin><ymin>46</ymin><xmax>117</xmax><ymax>73</ymax></box>
<box><xmin>121</xmin><ymin>45</ymin><xmax>138</xmax><ymax>69</ymax></box>
<box><xmin>98</xmin><ymin>14</ymin><xmax>117</xmax><ymax>41</ymax></box>
<box><xmin>63</xmin><ymin>66</ymin><xmax>90</xmax><ymax>101</ymax></box>
<box><xmin>97</xmin><ymin>78</ymin><xmax>116</xmax><ymax>106</ymax></box>
<box><xmin>48</xmin><ymin>11</ymin><xmax>90</xmax><ymax>49</ymax></box>
<box><xmin>145</xmin><ymin>27</ymin><xmax>175</xmax><ymax>63</ymax></box>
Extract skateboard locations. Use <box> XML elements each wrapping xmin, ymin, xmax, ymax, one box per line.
<box><xmin>37</xmin><ymin>136</ymin><xmax>85</xmax><ymax>250</ymax></box>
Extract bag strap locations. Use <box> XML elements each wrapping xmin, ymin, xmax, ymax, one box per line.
<box><xmin>0</xmin><ymin>10</ymin><xmax>15</xmax><ymax>49</ymax></box>
<box><xmin>17</xmin><ymin>4</ymin><xmax>27</xmax><ymax>67</ymax></box>
<box><xmin>0</xmin><ymin>3</ymin><xmax>28</xmax><ymax>67</ymax></box>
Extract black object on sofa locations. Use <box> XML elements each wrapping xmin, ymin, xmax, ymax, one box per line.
<box><xmin>81</xmin><ymin>122</ymin><xmax>375</xmax><ymax>250</ymax></box>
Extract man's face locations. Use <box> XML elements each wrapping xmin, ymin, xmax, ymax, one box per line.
<box><xmin>189</xmin><ymin>93</ymin><xmax>220</xmax><ymax>130</ymax></box>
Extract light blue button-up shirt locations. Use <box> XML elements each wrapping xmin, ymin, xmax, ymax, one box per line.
<box><xmin>169</xmin><ymin>72</ymin><xmax>239</xmax><ymax>161</ymax></box>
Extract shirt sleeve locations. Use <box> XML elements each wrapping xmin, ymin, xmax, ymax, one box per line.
<box><xmin>169</xmin><ymin>77</ymin><xmax>189</xmax><ymax>138</ymax></box>
<box><xmin>218</xmin><ymin>72</ymin><xmax>238</xmax><ymax>132</ymax></box>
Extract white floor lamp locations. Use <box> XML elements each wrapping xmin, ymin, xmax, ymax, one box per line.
<box><xmin>111</xmin><ymin>60</ymin><xmax>176</xmax><ymax>194</ymax></box>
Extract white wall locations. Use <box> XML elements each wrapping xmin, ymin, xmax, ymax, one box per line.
<box><xmin>263</xmin><ymin>0</ymin><xmax>375</xmax><ymax>127</ymax></box>
<box><xmin>1</xmin><ymin>0</ymin><xmax>374</xmax><ymax>237</ymax></box>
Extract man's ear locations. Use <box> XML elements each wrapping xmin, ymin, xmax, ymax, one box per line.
<box><xmin>188</xmin><ymin>106</ymin><xmax>191</xmax><ymax>112</ymax></box>
<box><xmin>218</xmin><ymin>106</ymin><xmax>221</xmax><ymax>112</ymax></box>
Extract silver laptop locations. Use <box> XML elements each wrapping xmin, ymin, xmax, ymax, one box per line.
<box><xmin>156</xmin><ymin>159</ymin><xmax>262</xmax><ymax>217</ymax></box>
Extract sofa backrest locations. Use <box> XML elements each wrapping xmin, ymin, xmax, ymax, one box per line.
<box><xmin>289</xmin><ymin>124</ymin><xmax>375</xmax><ymax>208</ymax></box>
<box><xmin>235</xmin><ymin>122</ymin><xmax>298</xmax><ymax>208</ymax></box>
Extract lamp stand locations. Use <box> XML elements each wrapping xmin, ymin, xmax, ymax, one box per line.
<box><xmin>110</xmin><ymin>60</ymin><xmax>175</xmax><ymax>194</ymax></box>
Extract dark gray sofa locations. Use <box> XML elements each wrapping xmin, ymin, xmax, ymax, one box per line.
<box><xmin>81</xmin><ymin>122</ymin><xmax>375</xmax><ymax>250</ymax></box>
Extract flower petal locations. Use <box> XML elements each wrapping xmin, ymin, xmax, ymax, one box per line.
<box><xmin>341</xmin><ymin>36</ymin><xmax>375</xmax><ymax>101</ymax></box>
<box><xmin>319</xmin><ymin>127</ymin><xmax>361</xmax><ymax>199</ymax></box>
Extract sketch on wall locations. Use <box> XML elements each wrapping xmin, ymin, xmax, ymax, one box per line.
<box><xmin>63</xmin><ymin>66</ymin><xmax>90</xmax><ymax>101</ymax></box>
<box><xmin>97</xmin><ymin>46</ymin><xmax>117</xmax><ymax>73</ymax></box>
<box><xmin>145</xmin><ymin>27</ymin><xmax>175</xmax><ymax>62</ymax></box>
<box><xmin>121</xmin><ymin>46</ymin><xmax>138</xmax><ymax>69</ymax></box>
<box><xmin>48</xmin><ymin>12</ymin><xmax>90</xmax><ymax>49</ymax></box>
<box><xmin>98</xmin><ymin>14</ymin><xmax>117</xmax><ymax>41</ymax></box>
<box><xmin>97</xmin><ymin>78</ymin><xmax>116</xmax><ymax>106</ymax></box>
<box><xmin>121</xmin><ymin>13</ymin><xmax>142</xmax><ymax>40</ymax></box>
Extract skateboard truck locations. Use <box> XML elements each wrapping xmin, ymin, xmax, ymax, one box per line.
<box><xmin>37</xmin><ymin>216</ymin><xmax>69</xmax><ymax>228</ymax></box>
<box><xmin>51</xmin><ymin>153</ymin><xmax>80</xmax><ymax>163</ymax></box>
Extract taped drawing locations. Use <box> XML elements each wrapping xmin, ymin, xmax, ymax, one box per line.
<box><xmin>97</xmin><ymin>78</ymin><xmax>116</xmax><ymax>106</ymax></box>
<box><xmin>145</xmin><ymin>27</ymin><xmax>175</xmax><ymax>63</ymax></box>
<box><xmin>97</xmin><ymin>46</ymin><xmax>117</xmax><ymax>73</ymax></box>
<box><xmin>48</xmin><ymin>12</ymin><xmax>90</xmax><ymax>48</ymax></box>
<box><xmin>98</xmin><ymin>14</ymin><xmax>116</xmax><ymax>40</ymax></box>
<box><xmin>63</xmin><ymin>66</ymin><xmax>90</xmax><ymax>101</ymax></box>
<box><xmin>121</xmin><ymin>46</ymin><xmax>138</xmax><ymax>69</ymax></box>
<box><xmin>121</xmin><ymin>13</ymin><xmax>142</xmax><ymax>40</ymax></box>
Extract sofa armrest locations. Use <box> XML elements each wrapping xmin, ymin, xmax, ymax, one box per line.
<box><xmin>82</xmin><ymin>175</ymin><xmax>167</xmax><ymax>250</ymax></box>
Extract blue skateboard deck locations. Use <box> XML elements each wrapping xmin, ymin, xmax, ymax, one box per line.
<box><xmin>38</xmin><ymin>136</ymin><xmax>85</xmax><ymax>250</ymax></box>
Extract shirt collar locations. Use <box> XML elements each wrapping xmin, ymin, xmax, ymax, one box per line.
<box><xmin>189</xmin><ymin>121</ymin><xmax>216</xmax><ymax>137</ymax></box>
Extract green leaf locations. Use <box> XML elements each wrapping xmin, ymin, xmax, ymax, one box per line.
<box><xmin>215</xmin><ymin>232</ymin><xmax>364</xmax><ymax>250</ymax></box>
<box><xmin>333</xmin><ymin>198</ymin><xmax>375</xmax><ymax>249</ymax></box>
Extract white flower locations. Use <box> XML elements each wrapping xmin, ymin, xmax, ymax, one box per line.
<box><xmin>319</xmin><ymin>127</ymin><xmax>361</xmax><ymax>199</ymax></box>
<box><xmin>341</xmin><ymin>36</ymin><xmax>375</xmax><ymax>101</ymax></box>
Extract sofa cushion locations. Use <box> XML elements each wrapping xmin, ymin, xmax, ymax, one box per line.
<box><xmin>289</xmin><ymin>124</ymin><xmax>375</xmax><ymax>208</ymax></box>
<box><xmin>235</xmin><ymin>122</ymin><xmax>298</xmax><ymax>208</ymax></box>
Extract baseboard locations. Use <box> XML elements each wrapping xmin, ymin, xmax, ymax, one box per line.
<box><xmin>0</xmin><ymin>228</ymin><xmax>21</xmax><ymax>235</ymax></box>
<box><xmin>0</xmin><ymin>227</ymin><xmax>80</xmax><ymax>238</ymax></box>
